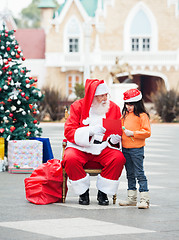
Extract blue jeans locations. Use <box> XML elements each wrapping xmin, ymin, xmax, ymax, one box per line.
<box><xmin>122</xmin><ymin>147</ymin><xmax>148</xmax><ymax>192</ymax></box>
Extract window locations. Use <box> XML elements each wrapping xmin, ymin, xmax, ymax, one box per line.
<box><xmin>130</xmin><ymin>9</ymin><xmax>151</xmax><ymax>52</ymax></box>
<box><xmin>131</xmin><ymin>37</ymin><xmax>150</xmax><ymax>51</ymax></box>
<box><xmin>67</xmin><ymin>75</ymin><xmax>81</xmax><ymax>98</ymax></box>
<box><xmin>69</xmin><ymin>38</ymin><xmax>79</xmax><ymax>52</ymax></box>
<box><xmin>64</xmin><ymin>17</ymin><xmax>82</xmax><ymax>53</ymax></box>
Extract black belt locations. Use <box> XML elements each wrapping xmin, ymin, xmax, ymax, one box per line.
<box><xmin>94</xmin><ymin>140</ymin><xmax>103</xmax><ymax>144</ymax></box>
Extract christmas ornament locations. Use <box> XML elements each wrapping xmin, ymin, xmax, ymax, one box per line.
<box><xmin>10</xmin><ymin>126</ymin><xmax>15</xmax><ymax>132</ymax></box>
<box><xmin>26</xmin><ymin>131</ymin><xmax>31</xmax><ymax>136</ymax></box>
<box><xmin>0</xmin><ymin>128</ymin><xmax>5</xmax><ymax>133</ymax></box>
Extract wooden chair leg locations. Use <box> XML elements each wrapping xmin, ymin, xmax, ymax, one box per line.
<box><xmin>62</xmin><ymin>168</ymin><xmax>67</xmax><ymax>203</ymax></box>
<box><xmin>113</xmin><ymin>194</ymin><xmax>117</xmax><ymax>204</ymax></box>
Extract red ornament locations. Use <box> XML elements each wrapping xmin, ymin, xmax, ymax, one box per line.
<box><xmin>0</xmin><ymin>88</ymin><xmax>2</xmax><ymax>91</ymax></box>
<box><xmin>33</xmin><ymin>120</ymin><xmax>38</xmax><ymax>124</ymax></box>
<box><xmin>29</xmin><ymin>104</ymin><xmax>33</xmax><ymax>109</ymax></box>
<box><xmin>9</xmin><ymin>113</ymin><xmax>13</xmax><ymax>117</ymax></box>
<box><xmin>8</xmin><ymin>71</ymin><xmax>12</xmax><ymax>75</ymax></box>
<box><xmin>26</xmin><ymin>131</ymin><xmax>31</xmax><ymax>136</ymax></box>
<box><xmin>21</xmin><ymin>92</ymin><xmax>25</xmax><ymax>97</ymax></box>
<box><xmin>7</xmin><ymin>99</ymin><xmax>12</xmax><ymax>102</ymax></box>
<box><xmin>20</xmin><ymin>70</ymin><xmax>25</xmax><ymax>74</ymax></box>
<box><xmin>4</xmin><ymin>61</ymin><xmax>9</xmax><ymax>65</ymax></box>
<box><xmin>33</xmin><ymin>111</ymin><xmax>37</xmax><ymax>114</ymax></box>
<box><xmin>25</xmin><ymin>96</ymin><xmax>29</xmax><ymax>100</ymax></box>
<box><xmin>14</xmin><ymin>29</ymin><xmax>16</xmax><ymax>32</ymax></box>
<box><xmin>34</xmin><ymin>78</ymin><xmax>38</xmax><ymax>82</ymax></box>
<box><xmin>10</xmin><ymin>126</ymin><xmax>15</xmax><ymax>132</ymax></box>
<box><xmin>22</xmin><ymin>57</ymin><xmax>26</xmax><ymax>61</ymax></box>
<box><xmin>0</xmin><ymin>128</ymin><xmax>5</xmax><ymax>133</ymax></box>
<box><xmin>25</xmin><ymin>79</ymin><xmax>30</xmax><ymax>83</ymax></box>
<box><xmin>5</xmin><ymin>33</ymin><xmax>8</xmax><ymax>37</ymax></box>
<box><xmin>8</xmin><ymin>58</ymin><xmax>12</xmax><ymax>61</ymax></box>
<box><xmin>29</xmin><ymin>77</ymin><xmax>32</xmax><ymax>80</ymax></box>
<box><xmin>17</xmin><ymin>50</ymin><xmax>21</xmax><ymax>54</ymax></box>
<box><xmin>14</xmin><ymin>45</ymin><xmax>18</xmax><ymax>49</ymax></box>
<box><xmin>7</xmin><ymin>47</ymin><xmax>11</xmax><ymax>51</ymax></box>
<box><xmin>7</xmin><ymin>77</ymin><xmax>12</xmax><ymax>81</ymax></box>
<box><xmin>16</xmin><ymin>54</ymin><xmax>20</xmax><ymax>59</ymax></box>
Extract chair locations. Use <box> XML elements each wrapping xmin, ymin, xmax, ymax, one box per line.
<box><xmin>62</xmin><ymin>109</ymin><xmax>117</xmax><ymax>204</ymax></box>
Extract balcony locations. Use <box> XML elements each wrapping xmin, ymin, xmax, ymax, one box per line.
<box><xmin>45</xmin><ymin>51</ymin><xmax>179</xmax><ymax>69</ymax></box>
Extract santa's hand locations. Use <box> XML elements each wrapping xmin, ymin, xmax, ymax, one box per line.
<box><xmin>110</xmin><ymin>134</ymin><xmax>121</xmax><ymax>144</ymax></box>
<box><xmin>89</xmin><ymin>125</ymin><xmax>106</xmax><ymax>136</ymax></box>
<box><xmin>124</xmin><ymin>129</ymin><xmax>134</xmax><ymax>137</ymax></box>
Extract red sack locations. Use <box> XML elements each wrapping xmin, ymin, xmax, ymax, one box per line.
<box><xmin>24</xmin><ymin>159</ymin><xmax>67</xmax><ymax>205</ymax></box>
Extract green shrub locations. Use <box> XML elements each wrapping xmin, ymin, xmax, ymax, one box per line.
<box><xmin>74</xmin><ymin>83</ymin><xmax>85</xmax><ymax>99</ymax></box>
<box><xmin>37</xmin><ymin>87</ymin><xmax>68</xmax><ymax>121</ymax></box>
<box><xmin>152</xmin><ymin>88</ymin><xmax>179</xmax><ymax>122</ymax></box>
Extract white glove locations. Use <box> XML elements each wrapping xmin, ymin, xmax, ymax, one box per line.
<box><xmin>89</xmin><ymin>125</ymin><xmax>106</xmax><ymax>136</ymax></box>
<box><xmin>110</xmin><ymin>134</ymin><xmax>121</xmax><ymax>144</ymax></box>
<box><xmin>124</xmin><ymin>129</ymin><xmax>134</xmax><ymax>137</ymax></box>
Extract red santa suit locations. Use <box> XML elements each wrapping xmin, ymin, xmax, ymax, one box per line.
<box><xmin>62</xmin><ymin>79</ymin><xmax>126</xmax><ymax>195</ymax></box>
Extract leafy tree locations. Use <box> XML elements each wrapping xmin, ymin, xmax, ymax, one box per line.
<box><xmin>15</xmin><ymin>0</ymin><xmax>59</xmax><ymax>29</ymax></box>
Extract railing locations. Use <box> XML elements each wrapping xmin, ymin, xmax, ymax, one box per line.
<box><xmin>45</xmin><ymin>51</ymin><xmax>179</xmax><ymax>67</ymax></box>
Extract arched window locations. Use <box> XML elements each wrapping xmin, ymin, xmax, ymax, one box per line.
<box><xmin>130</xmin><ymin>9</ymin><xmax>151</xmax><ymax>51</ymax></box>
<box><xmin>64</xmin><ymin>17</ymin><xmax>82</xmax><ymax>53</ymax></box>
<box><xmin>124</xmin><ymin>3</ymin><xmax>158</xmax><ymax>52</ymax></box>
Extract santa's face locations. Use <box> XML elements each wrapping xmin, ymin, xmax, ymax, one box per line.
<box><xmin>94</xmin><ymin>93</ymin><xmax>108</xmax><ymax>105</ymax></box>
<box><xmin>91</xmin><ymin>94</ymin><xmax>109</xmax><ymax>115</ymax></box>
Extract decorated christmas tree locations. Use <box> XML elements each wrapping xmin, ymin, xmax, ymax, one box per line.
<box><xmin>0</xmin><ymin>24</ymin><xmax>43</xmax><ymax>141</ymax></box>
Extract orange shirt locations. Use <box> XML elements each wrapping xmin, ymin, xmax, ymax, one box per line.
<box><xmin>122</xmin><ymin>112</ymin><xmax>151</xmax><ymax>148</ymax></box>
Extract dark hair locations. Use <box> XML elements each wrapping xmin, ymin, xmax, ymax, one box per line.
<box><xmin>122</xmin><ymin>99</ymin><xmax>150</xmax><ymax>118</ymax></box>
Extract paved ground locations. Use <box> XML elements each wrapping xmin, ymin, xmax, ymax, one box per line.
<box><xmin>0</xmin><ymin>123</ymin><xmax>179</xmax><ymax>240</ymax></box>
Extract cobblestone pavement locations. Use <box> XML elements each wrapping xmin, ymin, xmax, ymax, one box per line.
<box><xmin>0</xmin><ymin>123</ymin><xmax>179</xmax><ymax>240</ymax></box>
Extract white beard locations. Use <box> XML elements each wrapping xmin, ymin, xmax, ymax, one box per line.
<box><xmin>90</xmin><ymin>99</ymin><xmax>110</xmax><ymax>116</ymax></box>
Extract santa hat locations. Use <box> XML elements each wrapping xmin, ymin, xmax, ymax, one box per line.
<box><xmin>81</xmin><ymin>79</ymin><xmax>106</xmax><ymax>123</ymax></box>
<box><xmin>94</xmin><ymin>82</ymin><xmax>109</xmax><ymax>96</ymax></box>
<box><xmin>123</xmin><ymin>89</ymin><xmax>142</xmax><ymax>102</ymax></box>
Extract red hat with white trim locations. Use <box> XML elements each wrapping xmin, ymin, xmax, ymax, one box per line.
<box><xmin>123</xmin><ymin>89</ymin><xmax>142</xmax><ymax>102</ymax></box>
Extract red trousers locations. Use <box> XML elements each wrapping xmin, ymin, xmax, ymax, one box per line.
<box><xmin>62</xmin><ymin>147</ymin><xmax>126</xmax><ymax>181</ymax></box>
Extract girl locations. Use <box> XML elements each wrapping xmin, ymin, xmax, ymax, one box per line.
<box><xmin>119</xmin><ymin>89</ymin><xmax>151</xmax><ymax>209</ymax></box>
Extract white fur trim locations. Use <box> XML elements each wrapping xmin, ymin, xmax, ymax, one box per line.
<box><xmin>94</xmin><ymin>82</ymin><xmax>109</xmax><ymax>96</ymax></box>
<box><xmin>70</xmin><ymin>174</ymin><xmax>90</xmax><ymax>195</ymax></box>
<box><xmin>96</xmin><ymin>174</ymin><xmax>119</xmax><ymax>195</ymax></box>
<box><xmin>74</xmin><ymin>126</ymin><xmax>91</xmax><ymax>147</ymax></box>
<box><xmin>124</xmin><ymin>93</ymin><xmax>142</xmax><ymax>102</ymax></box>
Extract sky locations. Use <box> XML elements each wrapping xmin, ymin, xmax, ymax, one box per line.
<box><xmin>0</xmin><ymin>0</ymin><xmax>64</xmax><ymax>18</ymax></box>
<box><xmin>0</xmin><ymin>0</ymin><xmax>32</xmax><ymax>17</ymax></box>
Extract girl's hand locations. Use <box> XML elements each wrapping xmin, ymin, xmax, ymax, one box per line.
<box><xmin>124</xmin><ymin>129</ymin><xmax>134</xmax><ymax>137</ymax></box>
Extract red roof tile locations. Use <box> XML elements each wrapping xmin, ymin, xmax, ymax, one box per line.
<box><xmin>14</xmin><ymin>29</ymin><xmax>45</xmax><ymax>59</ymax></box>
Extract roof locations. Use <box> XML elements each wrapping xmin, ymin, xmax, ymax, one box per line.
<box><xmin>38</xmin><ymin>0</ymin><xmax>56</xmax><ymax>8</ymax></box>
<box><xmin>14</xmin><ymin>29</ymin><xmax>45</xmax><ymax>59</ymax></box>
<box><xmin>57</xmin><ymin>0</ymin><xmax>100</xmax><ymax>17</ymax></box>
<box><xmin>80</xmin><ymin>0</ymin><xmax>98</xmax><ymax>17</ymax></box>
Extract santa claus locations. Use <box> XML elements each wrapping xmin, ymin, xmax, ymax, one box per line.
<box><xmin>62</xmin><ymin>79</ymin><xmax>126</xmax><ymax>205</ymax></box>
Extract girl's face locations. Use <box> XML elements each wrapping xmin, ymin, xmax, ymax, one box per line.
<box><xmin>126</xmin><ymin>103</ymin><xmax>134</xmax><ymax>113</ymax></box>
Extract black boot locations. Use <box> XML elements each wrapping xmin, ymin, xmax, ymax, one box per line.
<box><xmin>97</xmin><ymin>190</ymin><xmax>109</xmax><ymax>205</ymax></box>
<box><xmin>79</xmin><ymin>189</ymin><xmax>90</xmax><ymax>205</ymax></box>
